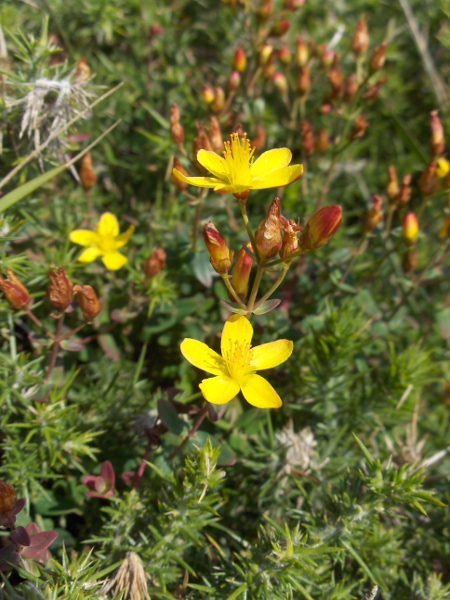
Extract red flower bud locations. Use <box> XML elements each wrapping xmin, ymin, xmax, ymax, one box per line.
<box><xmin>209</xmin><ymin>117</ymin><xmax>224</xmax><ymax>153</ymax></box>
<box><xmin>278</xmin><ymin>46</ymin><xmax>292</xmax><ymax>66</ymax></box>
<box><xmin>369</xmin><ymin>42</ymin><xmax>387</xmax><ymax>73</ymax></box>
<box><xmin>269</xmin><ymin>20</ymin><xmax>290</xmax><ymax>36</ymax></box>
<box><xmin>300</xmin><ymin>205</ymin><xmax>342</xmax><ymax>250</ymax></box>
<box><xmin>351</xmin><ymin>16</ymin><xmax>370</xmax><ymax>57</ymax></box>
<box><xmin>430</xmin><ymin>110</ymin><xmax>445</xmax><ymax>157</ymax></box>
<box><xmin>229</xmin><ymin>70</ymin><xmax>241</xmax><ymax>91</ymax></box>
<box><xmin>47</xmin><ymin>267</ymin><xmax>74</xmax><ymax>312</ymax></box>
<box><xmin>202</xmin><ymin>85</ymin><xmax>216</xmax><ymax>105</ymax></box>
<box><xmin>172</xmin><ymin>157</ymin><xmax>189</xmax><ymax>191</ymax></box>
<box><xmin>273</xmin><ymin>71</ymin><xmax>288</xmax><ymax>95</ymax></box>
<box><xmin>386</xmin><ymin>165</ymin><xmax>400</xmax><ymax>204</ymax></box>
<box><xmin>193</xmin><ymin>124</ymin><xmax>212</xmax><ymax>170</ymax></box>
<box><xmin>0</xmin><ymin>269</ymin><xmax>30</xmax><ymax>310</ymax></box>
<box><xmin>73</xmin><ymin>284</ymin><xmax>102</xmax><ymax>320</ymax></box>
<box><xmin>297</xmin><ymin>65</ymin><xmax>311</xmax><ymax>97</ymax></box>
<box><xmin>79</xmin><ymin>153</ymin><xmax>97</xmax><ymax>192</ymax></box>
<box><xmin>230</xmin><ymin>243</ymin><xmax>253</xmax><ymax>301</ymax></box>
<box><xmin>144</xmin><ymin>247</ymin><xmax>167</xmax><ymax>278</ymax></box>
<box><xmin>211</xmin><ymin>87</ymin><xmax>226</xmax><ymax>114</ymax></box>
<box><xmin>280</xmin><ymin>217</ymin><xmax>302</xmax><ymax>260</ymax></box>
<box><xmin>402</xmin><ymin>212</ymin><xmax>419</xmax><ymax>246</ymax></box>
<box><xmin>233</xmin><ymin>47</ymin><xmax>247</xmax><ymax>72</ymax></box>
<box><xmin>351</xmin><ymin>115</ymin><xmax>369</xmax><ymax>140</ymax></box>
<box><xmin>365</xmin><ymin>195</ymin><xmax>384</xmax><ymax>232</ymax></box>
<box><xmin>204</xmin><ymin>223</ymin><xmax>234</xmax><ymax>275</ymax></box>
<box><xmin>296</xmin><ymin>36</ymin><xmax>309</xmax><ymax>68</ymax></box>
<box><xmin>170</xmin><ymin>104</ymin><xmax>185</xmax><ymax>146</ymax></box>
<box><xmin>260</xmin><ymin>44</ymin><xmax>274</xmax><ymax>66</ymax></box>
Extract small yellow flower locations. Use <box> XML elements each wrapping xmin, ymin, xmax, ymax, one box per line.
<box><xmin>69</xmin><ymin>213</ymin><xmax>134</xmax><ymax>271</ymax></box>
<box><xmin>181</xmin><ymin>315</ymin><xmax>293</xmax><ymax>408</ymax></box>
<box><xmin>173</xmin><ymin>133</ymin><xmax>303</xmax><ymax>198</ymax></box>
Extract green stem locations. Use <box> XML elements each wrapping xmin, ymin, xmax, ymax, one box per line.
<box><xmin>253</xmin><ymin>265</ymin><xmax>289</xmax><ymax>310</ymax></box>
<box><xmin>222</xmin><ymin>276</ymin><xmax>247</xmax><ymax>309</ymax></box>
<box><xmin>44</xmin><ymin>314</ymin><xmax>65</xmax><ymax>384</ymax></box>
<box><xmin>238</xmin><ymin>198</ymin><xmax>260</xmax><ymax>263</ymax></box>
<box><xmin>169</xmin><ymin>403</ymin><xmax>209</xmax><ymax>460</ymax></box>
<box><xmin>245</xmin><ymin>265</ymin><xmax>264</xmax><ymax>316</ymax></box>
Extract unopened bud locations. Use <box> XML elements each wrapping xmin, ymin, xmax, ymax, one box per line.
<box><xmin>398</xmin><ymin>174</ymin><xmax>412</xmax><ymax>206</ymax></box>
<box><xmin>193</xmin><ymin>124</ymin><xmax>212</xmax><ymax>170</ymax></box>
<box><xmin>260</xmin><ymin>44</ymin><xmax>274</xmax><ymax>66</ymax></box>
<box><xmin>172</xmin><ymin>157</ymin><xmax>189</xmax><ymax>191</ymax></box>
<box><xmin>73</xmin><ymin>285</ymin><xmax>101</xmax><ymax>320</ymax></box>
<box><xmin>402</xmin><ymin>212</ymin><xmax>419</xmax><ymax>245</ymax></box>
<box><xmin>386</xmin><ymin>165</ymin><xmax>400</xmax><ymax>204</ymax></box>
<box><xmin>74</xmin><ymin>57</ymin><xmax>91</xmax><ymax>82</ymax></box>
<box><xmin>419</xmin><ymin>160</ymin><xmax>439</xmax><ymax>197</ymax></box>
<box><xmin>255</xmin><ymin>197</ymin><xmax>282</xmax><ymax>262</ymax></box>
<box><xmin>402</xmin><ymin>249</ymin><xmax>418</xmax><ymax>273</ymax></box>
<box><xmin>328</xmin><ymin>58</ymin><xmax>344</xmax><ymax>92</ymax></box>
<box><xmin>437</xmin><ymin>157</ymin><xmax>450</xmax><ymax>180</ymax></box>
<box><xmin>273</xmin><ymin>71</ymin><xmax>288</xmax><ymax>95</ymax></box>
<box><xmin>296</xmin><ymin>36</ymin><xmax>309</xmax><ymax>68</ymax></box>
<box><xmin>300</xmin><ymin>205</ymin><xmax>342</xmax><ymax>250</ymax></box>
<box><xmin>278</xmin><ymin>46</ymin><xmax>292</xmax><ymax>66</ymax></box>
<box><xmin>209</xmin><ymin>117</ymin><xmax>224</xmax><ymax>153</ymax></box>
<box><xmin>211</xmin><ymin>87</ymin><xmax>226</xmax><ymax>114</ymax></box>
<box><xmin>269</xmin><ymin>20</ymin><xmax>290</xmax><ymax>37</ymax></box>
<box><xmin>144</xmin><ymin>247</ymin><xmax>167</xmax><ymax>278</ymax></box>
<box><xmin>315</xmin><ymin>128</ymin><xmax>329</xmax><ymax>153</ymax></box>
<box><xmin>170</xmin><ymin>104</ymin><xmax>185</xmax><ymax>146</ymax></box>
<box><xmin>344</xmin><ymin>73</ymin><xmax>359</xmax><ymax>102</ymax></box>
<box><xmin>204</xmin><ymin>223</ymin><xmax>234</xmax><ymax>275</ymax></box>
<box><xmin>229</xmin><ymin>70</ymin><xmax>241</xmax><ymax>91</ymax></box>
<box><xmin>351</xmin><ymin>115</ymin><xmax>369</xmax><ymax>140</ymax></box>
<box><xmin>280</xmin><ymin>217</ymin><xmax>302</xmax><ymax>260</ymax></box>
<box><xmin>79</xmin><ymin>153</ymin><xmax>97</xmax><ymax>192</ymax></box>
<box><xmin>319</xmin><ymin>46</ymin><xmax>335</xmax><ymax>70</ymax></box>
<box><xmin>297</xmin><ymin>65</ymin><xmax>311</xmax><ymax>97</ymax></box>
<box><xmin>47</xmin><ymin>267</ymin><xmax>74</xmax><ymax>311</ymax></box>
<box><xmin>0</xmin><ymin>269</ymin><xmax>30</xmax><ymax>310</ymax></box>
<box><xmin>257</xmin><ymin>0</ymin><xmax>273</xmax><ymax>21</ymax></box>
<box><xmin>430</xmin><ymin>110</ymin><xmax>445</xmax><ymax>157</ymax></box>
<box><xmin>351</xmin><ymin>16</ymin><xmax>370</xmax><ymax>57</ymax></box>
<box><xmin>365</xmin><ymin>195</ymin><xmax>384</xmax><ymax>232</ymax></box>
<box><xmin>202</xmin><ymin>85</ymin><xmax>215</xmax><ymax>105</ymax></box>
<box><xmin>230</xmin><ymin>243</ymin><xmax>253</xmax><ymax>301</ymax></box>
<box><xmin>0</xmin><ymin>482</ymin><xmax>16</xmax><ymax>514</ymax></box>
<box><xmin>233</xmin><ymin>48</ymin><xmax>247</xmax><ymax>72</ymax></box>
<box><xmin>301</xmin><ymin>120</ymin><xmax>315</xmax><ymax>156</ymax></box>
<box><xmin>369</xmin><ymin>42</ymin><xmax>387</xmax><ymax>73</ymax></box>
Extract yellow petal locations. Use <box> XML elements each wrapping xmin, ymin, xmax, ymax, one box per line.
<box><xmin>70</xmin><ymin>230</ymin><xmax>98</xmax><ymax>247</ymax></box>
<box><xmin>78</xmin><ymin>246</ymin><xmax>103</xmax><ymax>263</ymax></box>
<box><xmin>199</xmin><ymin>375</ymin><xmax>240</xmax><ymax>405</ymax></box>
<box><xmin>240</xmin><ymin>374</ymin><xmax>282</xmax><ymax>408</ymax></box>
<box><xmin>115</xmin><ymin>225</ymin><xmax>135</xmax><ymax>249</ymax></box>
<box><xmin>97</xmin><ymin>213</ymin><xmax>120</xmax><ymax>238</ymax></box>
<box><xmin>250</xmin><ymin>148</ymin><xmax>293</xmax><ymax>178</ymax></box>
<box><xmin>196</xmin><ymin>150</ymin><xmax>229</xmax><ymax>180</ymax></box>
<box><xmin>180</xmin><ymin>339</ymin><xmax>227</xmax><ymax>376</ymax></box>
<box><xmin>437</xmin><ymin>157</ymin><xmax>450</xmax><ymax>178</ymax></box>
<box><xmin>250</xmin><ymin>339</ymin><xmax>293</xmax><ymax>370</ymax></box>
<box><xmin>251</xmin><ymin>165</ymin><xmax>303</xmax><ymax>189</ymax></box>
<box><xmin>172</xmin><ymin>168</ymin><xmax>223</xmax><ymax>189</ymax></box>
<box><xmin>102</xmin><ymin>251</ymin><xmax>128</xmax><ymax>270</ymax></box>
<box><xmin>221</xmin><ymin>315</ymin><xmax>253</xmax><ymax>357</ymax></box>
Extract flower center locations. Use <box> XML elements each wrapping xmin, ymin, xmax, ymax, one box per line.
<box><xmin>223</xmin><ymin>133</ymin><xmax>255</xmax><ymax>188</ymax></box>
<box><xmin>224</xmin><ymin>339</ymin><xmax>252</xmax><ymax>380</ymax></box>
<box><xmin>97</xmin><ymin>235</ymin><xmax>117</xmax><ymax>253</ymax></box>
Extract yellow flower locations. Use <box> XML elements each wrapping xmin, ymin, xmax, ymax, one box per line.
<box><xmin>69</xmin><ymin>212</ymin><xmax>135</xmax><ymax>271</ymax></box>
<box><xmin>181</xmin><ymin>315</ymin><xmax>293</xmax><ymax>408</ymax></box>
<box><xmin>172</xmin><ymin>133</ymin><xmax>303</xmax><ymax>198</ymax></box>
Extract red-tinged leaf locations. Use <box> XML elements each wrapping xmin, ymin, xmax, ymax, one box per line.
<box><xmin>100</xmin><ymin>461</ymin><xmax>116</xmax><ymax>489</ymax></box>
<box><xmin>60</xmin><ymin>338</ymin><xmax>85</xmax><ymax>352</ymax></box>
<box><xmin>98</xmin><ymin>334</ymin><xmax>121</xmax><ymax>362</ymax></box>
<box><xmin>21</xmin><ymin>531</ymin><xmax>58</xmax><ymax>559</ymax></box>
<box><xmin>252</xmin><ymin>299</ymin><xmax>281</xmax><ymax>315</ymax></box>
<box><xmin>220</xmin><ymin>300</ymin><xmax>248</xmax><ymax>315</ymax></box>
<box><xmin>10</xmin><ymin>526</ymin><xmax>30</xmax><ymax>547</ymax></box>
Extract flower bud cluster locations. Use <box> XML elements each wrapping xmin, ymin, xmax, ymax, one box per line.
<box><xmin>0</xmin><ymin>266</ymin><xmax>101</xmax><ymax>321</ymax></box>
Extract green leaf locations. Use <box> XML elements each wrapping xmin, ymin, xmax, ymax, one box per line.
<box><xmin>0</xmin><ymin>165</ymin><xmax>65</xmax><ymax>214</ymax></box>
